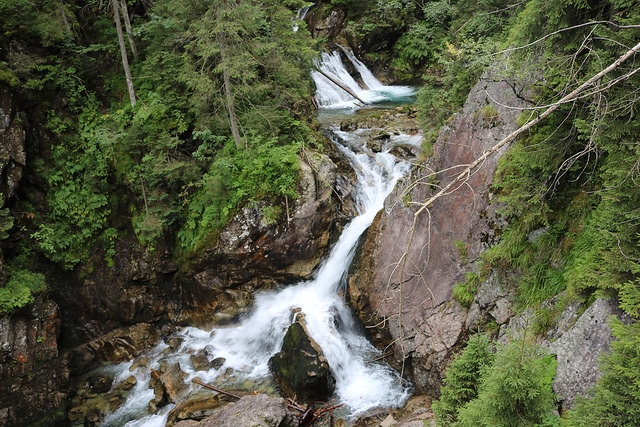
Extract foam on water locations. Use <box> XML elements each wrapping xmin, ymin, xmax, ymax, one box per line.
<box><xmin>312</xmin><ymin>47</ymin><xmax>416</xmax><ymax>109</ymax></box>
<box><xmin>100</xmin><ymin>45</ymin><xmax>419</xmax><ymax>427</ymax></box>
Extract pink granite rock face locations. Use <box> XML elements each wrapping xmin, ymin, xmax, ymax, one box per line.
<box><xmin>348</xmin><ymin>68</ymin><xmax>529</xmax><ymax>393</ymax></box>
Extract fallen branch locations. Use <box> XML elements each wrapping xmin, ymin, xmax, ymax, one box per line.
<box><xmin>191</xmin><ymin>379</ymin><xmax>242</xmax><ymax>400</ymax></box>
<box><xmin>413</xmin><ymin>40</ymin><xmax>640</xmax><ymax>218</ymax></box>
<box><xmin>314</xmin><ymin>67</ymin><xmax>368</xmax><ymax>105</ymax></box>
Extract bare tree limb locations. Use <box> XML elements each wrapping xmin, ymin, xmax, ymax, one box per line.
<box><xmin>492</xmin><ymin>21</ymin><xmax>640</xmax><ymax>57</ymax></box>
<box><xmin>415</xmin><ymin>40</ymin><xmax>640</xmax><ymax>218</ymax></box>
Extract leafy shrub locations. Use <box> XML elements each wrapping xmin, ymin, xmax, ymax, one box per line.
<box><xmin>454</xmin><ymin>340</ymin><xmax>559</xmax><ymax>427</ymax></box>
<box><xmin>0</xmin><ymin>269</ymin><xmax>46</xmax><ymax>314</ymax></box>
<box><xmin>453</xmin><ymin>272</ymin><xmax>480</xmax><ymax>308</ymax></box>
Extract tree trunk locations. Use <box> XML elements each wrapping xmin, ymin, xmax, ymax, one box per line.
<box><xmin>113</xmin><ymin>0</ymin><xmax>136</xmax><ymax>107</ymax></box>
<box><xmin>119</xmin><ymin>0</ymin><xmax>138</xmax><ymax>59</ymax></box>
<box><xmin>218</xmin><ymin>32</ymin><xmax>244</xmax><ymax>150</ymax></box>
<box><xmin>223</xmin><ymin>67</ymin><xmax>243</xmax><ymax>150</ymax></box>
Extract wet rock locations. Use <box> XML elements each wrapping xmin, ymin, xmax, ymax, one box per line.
<box><xmin>268</xmin><ymin>314</ymin><xmax>335</xmax><ymax>403</ymax></box>
<box><xmin>191</xmin><ymin>352</ymin><xmax>212</xmax><ymax>372</ymax></box>
<box><xmin>149</xmin><ymin>370</ymin><xmax>169</xmax><ymax>412</ymax></box>
<box><xmin>71</xmin><ymin>323</ymin><xmax>160</xmax><ymax>374</ymax></box>
<box><xmin>211</xmin><ymin>357</ymin><xmax>226</xmax><ymax>370</ymax></box>
<box><xmin>160</xmin><ymin>363</ymin><xmax>189</xmax><ymax>403</ymax></box>
<box><xmin>173</xmin><ymin>394</ymin><xmax>288</xmax><ymax>427</ymax></box>
<box><xmin>86</xmin><ymin>373</ymin><xmax>114</xmax><ymax>394</ymax></box>
<box><xmin>166</xmin><ymin>393</ymin><xmax>238</xmax><ymax>426</ymax></box>
<box><xmin>69</xmin><ymin>373</ymin><xmax>137</xmax><ymax>426</ymax></box>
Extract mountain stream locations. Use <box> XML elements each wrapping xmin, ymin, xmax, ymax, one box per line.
<box><xmin>101</xmin><ymin>47</ymin><xmax>418</xmax><ymax>427</ymax></box>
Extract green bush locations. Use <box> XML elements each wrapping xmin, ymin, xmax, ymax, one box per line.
<box><xmin>452</xmin><ymin>272</ymin><xmax>480</xmax><ymax>308</ymax></box>
<box><xmin>0</xmin><ymin>270</ymin><xmax>46</xmax><ymax>314</ymax></box>
<box><xmin>454</xmin><ymin>340</ymin><xmax>559</xmax><ymax>427</ymax></box>
<box><xmin>433</xmin><ymin>334</ymin><xmax>495</xmax><ymax>426</ymax></box>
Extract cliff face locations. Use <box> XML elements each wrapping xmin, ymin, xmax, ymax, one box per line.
<box><xmin>0</xmin><ymin>298</ymin><xmax>69</xmax><ymax>426</ymax></box>
<box><xmin>0</xmin><ymin>88</ymin><xmax>25</xmax><ymax>202</ymax></box>
<box><xmin>348</xmin><ymin>64</ymin><xmax>627</xmax><ymax>413</ymax></box>
<box><xmin>348</xmin><ymin>67</ymin><xmax>528</xmax><ymax>393</ymax></box>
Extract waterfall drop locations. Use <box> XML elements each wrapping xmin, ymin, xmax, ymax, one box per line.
<box><xmin>312</xmin><ymin>47</ymin><xmax>415</xmax><ymax>109</ymax></box>
<box><xmin>100</xmin><ymin>46</ymin><xmax>419</xmax><ymax>427</ymax></box>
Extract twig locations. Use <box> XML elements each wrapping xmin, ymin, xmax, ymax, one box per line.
<box><xmin>191</xmin><ymin>379</ymin><xmax>242</xmax><ymax>399</ymax></box>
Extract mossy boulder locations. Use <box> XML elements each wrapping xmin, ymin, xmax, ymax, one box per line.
<box><xmin>268</xmin><ymin>314</ymin><xmax>335</xmax><ymax>403</ymax></box>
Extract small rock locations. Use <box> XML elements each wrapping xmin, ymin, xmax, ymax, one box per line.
<box><xmin>190</xmin><ymin>352</ymin><xmax>212</xmax><ymax>372</ymax></box>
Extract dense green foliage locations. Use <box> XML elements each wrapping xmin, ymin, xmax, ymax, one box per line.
<box><xmin>0</xmin><ymin>0</ymin><xmax>320</xmax><ymax>272</ymax></box>
<box><xmin>433</xmin><ymin>334</ymin><xmax>495</xmax><ymax>425</ymax></box>
<box><xmin>434</xmin><ymin>334</ymin><xmax>558</xmax><ymax>426</ymax></box>
<box><xmin>455</xmin><ymin>340</ymin><xmax>558</xmax><ymax>427</ymax></box>
<box><xmin>384</xmin><ymin>0</ymin><xmax>640</xmax><ymax>423</ymax></box>
<box><xmin>0</xmin><ymin>269</ymin><xmax>46</xmax><ymax>314</ymax></box>
<box><xmin>1</xmin><ymin>0</ymin><xmax>640</xmax><ymax>424</ymax></box>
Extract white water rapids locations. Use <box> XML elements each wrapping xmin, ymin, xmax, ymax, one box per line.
<box><xmin>101</xmin><ymin>47</ymin><xmax>418</xmax><ymax>427</ymax></box>
<box><xmin>312</xmin><ymin>47</ymin><xmax>415</xmax><ymax>109</ymax></box>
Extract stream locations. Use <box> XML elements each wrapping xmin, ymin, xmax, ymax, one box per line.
<box><xmin>100</xmin><ymin>47</ymin><xmax>419</xmax><ymax>427</ymax></box>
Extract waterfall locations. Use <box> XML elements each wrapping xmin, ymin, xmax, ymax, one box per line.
<box><xmin>101</xmin><ymin>48</ymin><xmax>418</xmax><ymax>427</ymax></box>
<box><xmin>293</xmin><ymin>4</ymin><xmax>313</xmax><ymax>32</ymax></box>
<box><xmin>312</xmin><ymin>46</ymin><xmax>416</xmax><ymax>109</ymax></box>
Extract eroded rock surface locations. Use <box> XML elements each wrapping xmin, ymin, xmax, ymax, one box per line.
<box><xmin>0</xmin><ymin>298</ymin><xmax>69</xmax><ymax>426</ymax></box>
<box><xmin>547</xmin><ymin>298</ymin><xmax>625</xmax><ymax>408</ymax></box>
<box><xmin>173</xmin><ymin>394</ymin><xmax>290</xmax><ymax>427</ymax></box>
<box><xmin>70</xmin><ymin>322</ymin><xmax>160</xmax><ymax>374</ymax></box>
<box><xmin>0</xmin><ymin>88</ymin><xmax>26</xmax><ymax>199</ymax></box>
<box><xmin>348</xmin><ymin>67</ymin><xmax>529</xmax><ymax>393</ymax></box>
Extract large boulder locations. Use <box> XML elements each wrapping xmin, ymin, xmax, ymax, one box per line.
<box><xmin>269</xmin><ymin>313</ymin><xmax>335</xmax><ymax>403</ymax></box>
<box><xmin>173</xmin><ymin>394</ymin><xmax>290</xmax><ymax>427</ymax></box>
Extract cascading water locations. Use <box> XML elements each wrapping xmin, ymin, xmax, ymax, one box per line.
<box><xmin>100</xmin><ymin>47</ymin><xmax>418</xmax><ymax>427</ymax></box>
<box><xmin>311</xmin><ymin>47</ymin><xmax>415</xmax><ymax>109</ymax></box>
<box><xmin>293</xmin><ymin>4</ymin><xmax>313</xmax><ymax>32</ymax></box>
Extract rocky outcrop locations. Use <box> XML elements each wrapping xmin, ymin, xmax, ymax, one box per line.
<box><xmin>173</xmin><ymin>394</ymin><xmax>291</xmax><ymax>427</ymax></box>
<box><xmin>0</xmin><ymin>298</ymin><xmax>69</xmax><ymax>426</ymax></box>
<box><xmin>0</xmin><ymin>88</ymin><xmax>26</xmax><ymax>200</ymax></box>
<box><xmin>52</xmin><ymin>148</ymin><xmax>341</xmax><ymax>344</ymax></box>
<box><xmin>269</xmin><ymin>313</ymin><xmax>335</xmax><ymax>403</ymax></box>
<box><xmin>179</xmin><ymin>151</ymin><xmax>339</xmax><ymax>325</ymax></box>
<box><xmin>348</xmin><ymin>67</ymin><xmax>529</xmax><ymax>393</ymax></box>
<box><xmin>70</xmin><ymin>322</ymin><xmax>160</xmax><ymax>374</ymax></box>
